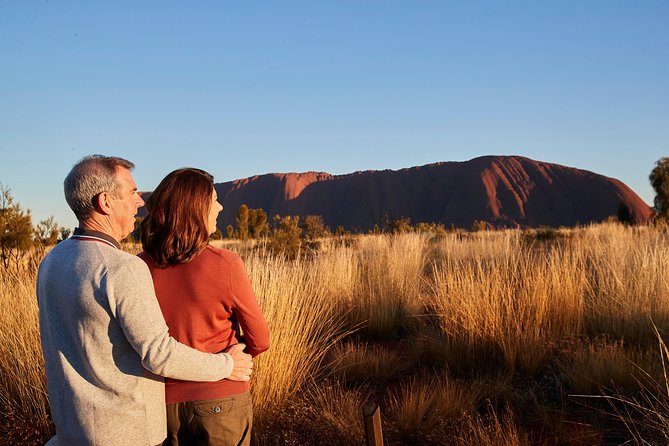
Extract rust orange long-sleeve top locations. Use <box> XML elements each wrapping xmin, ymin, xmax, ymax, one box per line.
<box><xmin>138</xmin><ymin>245</ymin><xmax>270</xmax><ymax>404</ymax></box>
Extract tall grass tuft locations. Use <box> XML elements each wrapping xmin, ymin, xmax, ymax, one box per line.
<box><xmin>428</xmin><ymin>234</ymin><xmax>586</xmax><ymax>376</ymax></box>
<box><xmin>454</xmin><ymin>407</ymin><xmax>531</xmax><ymax>446</ymax></box>
<box><xmin>304</xmin><ymin>381</ymin><xmax>370</xmax><ymax>444</ymax></box>
<box><xmin>244</xmin><ymin>254</ymin><xmax>350</xmax><ymax>417</ymax></box>
<box><xmin>385</xmin><ymin>374</ymin><xmax>479</xmax><ymax>443</ymax></box>
<box><xmin>352</xmin><ymin>233</ymin><xmax>428</xmax><ymax>338</ymax></box>
<box><xmin>561</xmin><ymin>338</ymin><xmax>656</xmax><ymax>396</ymax></box>
<box><xmin>580</xmin><ymin>223</ymin><xmax>669</xmax><ymax>344</ymax></box>
<box><xmin>0</xmin><ymin>266</ymin><xmax>52</xmax><ymax>443</ymax></box>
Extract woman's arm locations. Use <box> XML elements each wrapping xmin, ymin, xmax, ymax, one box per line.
<box><xmin>229</xmin><ymin>255</ymin><xmax>270</xmax><ymax>357</ymax></box>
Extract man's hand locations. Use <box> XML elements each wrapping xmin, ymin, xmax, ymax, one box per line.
<box><xmin>224</xmin><ymin>343</ymin><xmax>253</xmax><ymax>382</ymax></box>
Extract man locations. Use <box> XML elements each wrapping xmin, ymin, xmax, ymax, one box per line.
<box><xmin>37</xmin><ymin>155</ymin><xmax>254</xmax><ymax>446</ymax></box>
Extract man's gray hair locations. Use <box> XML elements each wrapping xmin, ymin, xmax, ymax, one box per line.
<box><xmin>64</xmin><ymin>155</ymin><xmax>135</xmax><ymax>221</ymax></box>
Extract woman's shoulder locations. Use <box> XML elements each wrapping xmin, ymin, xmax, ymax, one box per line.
<box><xmin>137</xmin><ymin>251</ymin><xmax>154</xmax><ymax>266</ymax></box>
<box><xmin>203</xmin><ymin>244</ymin><xmax>242</xmax><ymax>264</ymax></box>
<box><xmin>202</xmin><ymin>246</ymin><xmax>249</xmax><ymax>279</ymax></box>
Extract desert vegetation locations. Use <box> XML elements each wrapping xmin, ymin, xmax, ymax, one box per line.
<box><xmin>2</xmin><ymin>221</ymin><xmax>669</xmax><ymax>445</ymax></box>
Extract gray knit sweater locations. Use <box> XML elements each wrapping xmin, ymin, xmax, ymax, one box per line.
<box><xmin>37</xmin><ymin>236</ymin><xmax>235</xmax><ymax>446</ymax></box>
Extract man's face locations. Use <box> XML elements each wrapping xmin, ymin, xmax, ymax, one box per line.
<box><xmin>109</xmin><ymin>168</ymin><xmax>144</xmax><ymax>241</ymax></box>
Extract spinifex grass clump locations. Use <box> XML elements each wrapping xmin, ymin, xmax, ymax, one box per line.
<box><xmin>561</xmin><ymin>338</ymin><xmax>656</xmax><ymax>396</ymax></box>
<box><xmin>453</xmin><ymin>408</ymin><xmax>532</xmax><ymax>446</ymax></box>
<box><xmin>427</xmin><ymin>236</ymin><xmax>587</xmax><ymax>377</ymax></box>
<box><xmin>303</xmin><ymin>382</ymin><xmax>370</xmax><ymax>444</ymax></box>
<box><xmin>351</xmin><ymin>233</ymin><xmax>428</xmax><ymax>339</ymax></box>
<box><xmin>579</xmin><ymin>224</ymin><xmax>669</xmax><ymax>344</ymax></box>
<box><xmin>385</xmin><ymin>374</ymin><xmax>480</xmax><ymax>443</ymax></box>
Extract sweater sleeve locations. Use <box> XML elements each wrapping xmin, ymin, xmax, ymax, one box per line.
<box><xmin>230</xmin><ymin>255</ymin><xmax>270</xmax><ymax>357</ymax></box>
<box><xmin>105</xmin><ymin>256</ymin><xmax>234</xmax><ymax>381</ymax></box>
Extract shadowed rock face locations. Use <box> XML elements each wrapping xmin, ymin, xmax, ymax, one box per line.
<box><xmin>143</xmin><ymin>155</ymin><xmax>653</xmax><ymax>230</ymax></box>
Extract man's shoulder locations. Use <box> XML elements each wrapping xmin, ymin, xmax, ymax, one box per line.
<box><xmin>106</xmin><ymin>248</ymin><xmax>150</xmax><ymax>274</ymax></box>
<box><xmin>39</xmin><ymin>238</ymin><xmax>85</xmax><ymax>267</ymax></box>
<box><xmin>50</xmin><ymin>239</ymin><xmax>148</xmax><ymax>272</ymax></box>
<box><xmin>42</xmin><ymin>237</ymin><xmax>73</xmax><ymax>256</ymax></box>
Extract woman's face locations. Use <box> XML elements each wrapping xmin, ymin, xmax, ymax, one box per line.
<box><xmin>207</xmin><ymin>189</ymin><xmax>224</xmax><ymax>235</ymax></box>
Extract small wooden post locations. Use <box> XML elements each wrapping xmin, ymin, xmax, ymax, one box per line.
<box><xmin>362</xmin><ymin>404</ymin><xmax>384</xmax><ymax>446</ymax></box>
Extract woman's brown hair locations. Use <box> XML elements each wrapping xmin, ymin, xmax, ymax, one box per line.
<box><xmin>140</xmin><ymin>168</ymin><xmax>215</xmax><ymax>268</ymax></box>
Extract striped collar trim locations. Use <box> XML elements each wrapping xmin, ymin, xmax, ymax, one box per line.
<box><xmin>71</xmin><ymin>228</ymin><xmax>121</xmax><ymax>250</ymax></box>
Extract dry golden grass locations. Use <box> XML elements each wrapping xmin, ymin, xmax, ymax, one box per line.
<box><xmin>251</xmin><ymin>380</ymin><xmax>371</xmax><ymax>446</ymax></box>
<box><xmin>562</xmin><ymin>339</ymin><xmax>657</xmax><ymax>396</ymax></box>
<box><xmin>385</xmin><ymin>374</ymin><xmax>480</xmax><ymax>443</ymax></box>
<box><xmin>3</xmin><ymin>222</ymin><xmax>669</xmax><ymax>444</ymax></box>
<box><xmin>350</xmin><ymin>233</ymin><xmax>428</xmax><ymax>338</ymax></box>
<box><xmin>427</xmin><ymin>236</ymin><xmax>587</xmax><ymax>376</ymax></box>
<box><xmin>569</xmin><ymin>327</ymin><xmax>669</xmax><ymax>445</ymax></box>
<box><xmin>454</xmin><ymin>408</ymin><xmax>532</xmax><ymax>446</ymax></box>
<box><xmin>579</xmin><ymin>225</ymin><xmax>669</xmax><ymax>344</ymax></box>
<box><xmin>0</xmin><ymin>264</ymin><xmax>53</xmax><ymax>444</ymax></box>
<box><xmin>303</xmin><ymin>381</ymin><xmax>370</xmax><ymax>444</ymax></box>
<box><xmin>243</xmin><ymin>253</ymin><xmax>351</xmax><ymax>417</ymax></box>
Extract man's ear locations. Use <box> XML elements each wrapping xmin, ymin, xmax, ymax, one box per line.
<box><xmin>93</xmin><ymin>192</ymin><xmax>113</xmax><ymax>216</ymax></box>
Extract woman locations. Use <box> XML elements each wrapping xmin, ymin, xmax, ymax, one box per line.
<box><xmin>139</xmin><ymin>168</ymin><xmax>270</xmax><ymax>446</ymax></box>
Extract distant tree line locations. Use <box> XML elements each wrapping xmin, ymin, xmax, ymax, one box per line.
<box><xmin>0</xmin><ymin>183</ymin><xmax>70</xmax><ymax>269</ymax></box>
<box><xmin>225</xmin><ymin>205</ymin><xmax>334</xmax><ymax>258</ymax></box>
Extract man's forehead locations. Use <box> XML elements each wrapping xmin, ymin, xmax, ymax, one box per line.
<box><xmin>116</xmin><ymin>167</ymin><xmax>138</xmax><ymax>190</ymax></box>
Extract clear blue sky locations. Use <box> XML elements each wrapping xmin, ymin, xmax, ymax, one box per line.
<box><xmin>1</xmin><ymin>1</ymin><xmax>667</xmax><ymax>229</ymax></box>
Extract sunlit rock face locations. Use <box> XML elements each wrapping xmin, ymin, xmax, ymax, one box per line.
<box><xmin>143</xmin><ymin>155</ymin><xmax>653</xmax><ymax>230</ymax></box>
